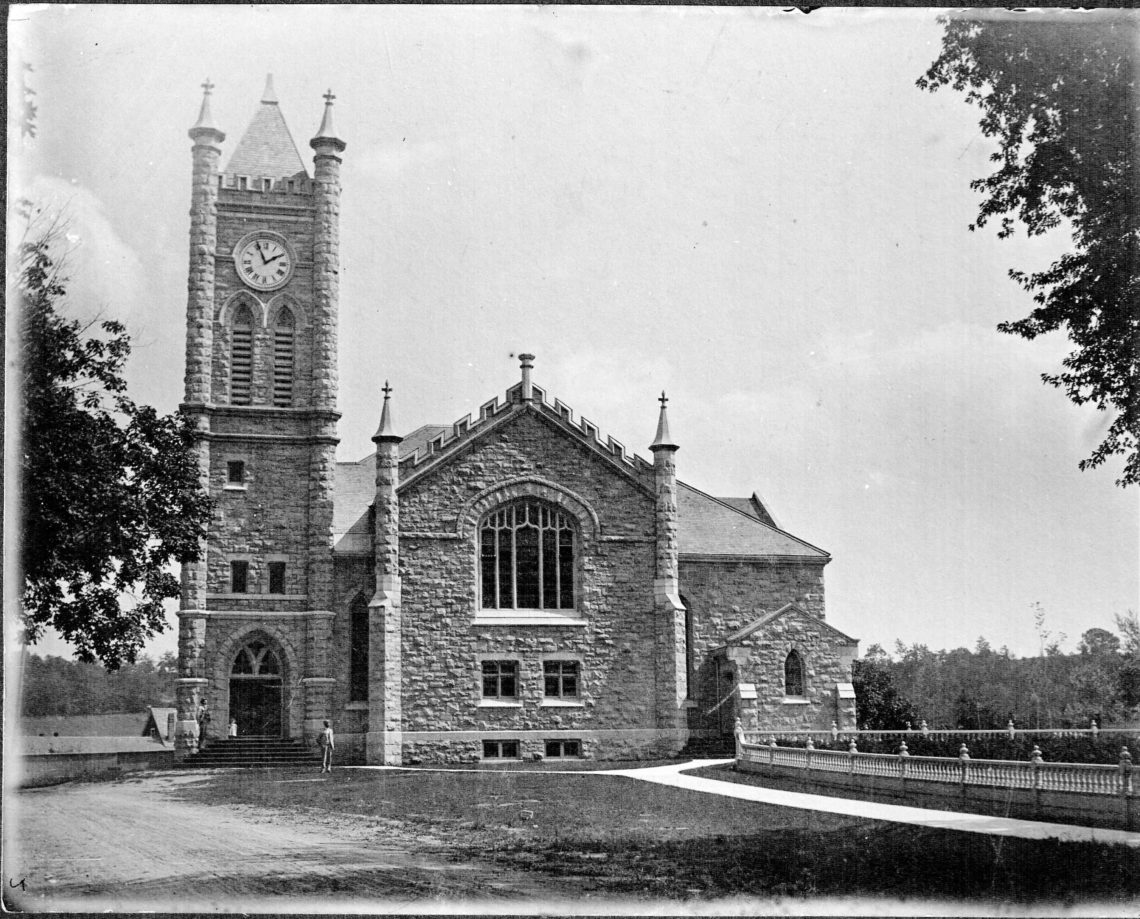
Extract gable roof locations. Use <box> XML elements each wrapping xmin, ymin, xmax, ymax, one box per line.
<box><xmin>717</xmin><ymin>602</ymin><xmax>858</xmax><ymax>648</ymax></box>
<box><xmin>332</xmin><ymin>378</ymin><xmax>828</xmax><ymax>562</ymax></box>
<box><xmin>224</xmin><ymin>99</ymin><xmax>308</xmax><ymax>180</ymax></box>
<box><xmin>678</xmin><ymin>484</ymin><xmax>827</xmax><ymax>559</ymax></box>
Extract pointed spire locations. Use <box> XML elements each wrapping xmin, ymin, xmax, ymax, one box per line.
<box><xmin>223</xmin><ymin>78</ymin><xmax>307</xmax><ymax>179</ymax></box>
<box><xmin>372</xmin><ymin>381</ymin><xmax>401</xmax><ymax>443</ymax></box>
<box><xmin>650</xmin><ymin>391</ymin><xmax>678</xmax><ymax>452</ymax></box>
<box><xmin>312</xmin><ymin>88</ymin><xmax>342</xmax><ymax>144</ymax></box>
<box><xmin>190</xmin><ymin>77</ymin><xmax>224</xmax><ymax>138</ymax></box>
<box><xmin>261</xmin><ymin>73</ymin><xmax>278</xmax><ymax>104</ymax></box>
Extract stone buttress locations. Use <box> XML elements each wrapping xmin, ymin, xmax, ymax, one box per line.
<box><xmin>175</xmin><ymin>81</ymin><xmax>223</xmax><ymax>757</ymax></box>
<box><xmin>367</xmin><ymin>384</ymin><xmax>403</xmax><ymax>764</ymax></box>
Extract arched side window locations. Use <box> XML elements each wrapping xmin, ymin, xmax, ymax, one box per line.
<box><xmin>784</xmin><ymin>649</ymin><xmax>805</xmax><ymax>697</ymax></box>
<box><xmin>230</xmin><ymin>303</ymin><xmax>255</xmax><ymax>405</ymax></box>
<box><xmin>480</xmin><ymin>500</ymin><xmax>574</xmax><ymax>610</ymax></box>
<box><xmin>272</xmin><ymin>306</ymin><xmax>295</xmax><ymax>407</ymax></box>
<box><xmin>232</xmin><ymin>640</ymin><xmax>281</xmax><ymax>676</ymax></box>
<box><xmin>349</xmin><ymin>596</ymin><xmax>368</xmax><ymax>703</ymax></box>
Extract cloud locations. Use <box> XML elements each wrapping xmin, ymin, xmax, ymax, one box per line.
<box><xmin>16</xmin><ymin>175</ymin><xmax>145</xmax><ymax>329</ymax></box>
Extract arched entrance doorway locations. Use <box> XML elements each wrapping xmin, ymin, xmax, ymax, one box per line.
<box><xmin>229</xmin><ymin>638</ymin><xmax>284</xmax><ymax>736</ymax></box>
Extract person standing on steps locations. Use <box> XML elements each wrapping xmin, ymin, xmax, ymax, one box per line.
<box><xmin>319</xmin><ymin>720</ymin><xmax>334</xmax><ymax>773</ymax></box>
<box><xmin>197</xmin><ymin>699</ymin><xmax>211</xmax><ymax>752</ymax></box>
<box><xmin>229</xmin><ymin>718</ymin><xmax>238</xmax><ymax>738</ymax></box>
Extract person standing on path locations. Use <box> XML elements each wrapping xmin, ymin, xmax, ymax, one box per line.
<box><xmin>319</xmin><ymin>720</ymin><xmax>334</xmax><ymax>773</ymax></box>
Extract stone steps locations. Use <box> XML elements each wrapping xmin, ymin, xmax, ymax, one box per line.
<box><xmin>177</xmin><ymin>736</ymin><xmax>321</xmax><ymax>769</ymax></box>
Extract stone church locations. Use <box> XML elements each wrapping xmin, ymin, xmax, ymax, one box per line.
<box><xmin>175</xmin><ymin>79</ymin><xmax>858</xmax><ymax>765</ymax></box>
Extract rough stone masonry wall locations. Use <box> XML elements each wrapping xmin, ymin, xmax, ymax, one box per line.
<box><xmin>210</xmin><ymin>193</ymin><xmax>316</xmax><ymax>407</ymax></box>
<box><xmin>205</xmin><ymin>441</ymin><xmax>312</xmax><ymax>603</ymax></box>
<box><xmin>730</xmin><ymin>613</ymin><xmax>853</xmax><ymax>733</ymax></box>
<box><xmin>395</xmin><ymin>410</ymin><xmax>663</xmax><ymax>763</ymax></box>
<box><xmin>679</xmin><ymin>558</ymin><xmax>828</xmax><ymax>736</ymax></box>
<box><xmin>202</xmin><ymin>615</ymin><xmax>308</xmax><ymax>739</ymax></box>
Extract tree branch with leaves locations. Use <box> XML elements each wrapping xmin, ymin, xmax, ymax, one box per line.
<box><xmin>919</xmin><ymin>11</ymin><xmax>1139</xmax><ymax>485</ymax></box>
<box><xmin>17</xmin><ymin>202</ymin><xmax>212</xmax><ymax>670</ymax></box>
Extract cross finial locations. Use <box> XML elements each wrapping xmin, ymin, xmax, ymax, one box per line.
<box><xmin>659</xmin><ymin>390</ymin><xmax>668</xmax><ymax>408</ymax></box>
<box><xmin>382</xmin><ymin>380</ymin><xmax>392</xmax><ymax>399</ymax></box>
<box><xmin>323</xmin><ymin>89</ymin><xmax>336</xmax><ymax>106</ymax></box>
<box><xmin>201</xmin><ymin>77</ymin><xmax>215</xmax><ymax>95</ymax></box>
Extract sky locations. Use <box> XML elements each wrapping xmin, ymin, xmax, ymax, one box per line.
<box><xmin>7</xmin><ymin>5</ymin><xmax>1137</xmax><ymax>664</ymax></box>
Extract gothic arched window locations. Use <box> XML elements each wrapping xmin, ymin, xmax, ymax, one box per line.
<box><xmin>232</xmin><ymin>640</ymin><xmax>281</xmax><ymax>676</ymax></box>
<box><xmin>230</xmin><ymin>303</ymin><xmax>254</xmax><ymax>405</ymax></box>
<box><xmin>272</xmin><ymin>307</ymin><xmax>295</xmax><ymax>407</ymax></box>
<box><xmin>480</xmin><ymin>500</ymin><xmax>575</xmax><ymax>610</ymax></box>
<box><xmin>349</xmin><ymin>596</ymin><xmax>368</xmax><ymax>703</ymax></box>
<box><xmin>784</xmin><ymin>649</ymin><xmax>805</xmax><ymax>697</ymax></box>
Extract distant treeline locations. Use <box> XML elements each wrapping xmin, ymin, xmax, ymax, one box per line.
<box><xmin>19</xmin><ymin>652</ymin><xmax>177</xmax><ymax>716</ymax></box>
<box><xmin>854</xmin><ymin>616</ymin><xmax>1140</xmax><ymax>730</ymax></box>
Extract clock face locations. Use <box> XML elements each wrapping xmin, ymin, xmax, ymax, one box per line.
<box><xmin>235</xmin><ymin>234</ymin><xmax>294</xmax><ymax>291</ymax></box>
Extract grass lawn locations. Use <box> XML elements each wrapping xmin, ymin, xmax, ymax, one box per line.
<box><xmin>171</xmin><ymin>764</ymin><xmax>1140</xmax><ymax>904</ymax></box>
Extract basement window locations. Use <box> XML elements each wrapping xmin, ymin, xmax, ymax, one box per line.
<box><xmin>482</xmin><ymin>739</ymin><xmax>519</xmax><ymax>760</ymax></box>
<box><xmin>544</xmin><ymin>739</ymin><xmax>581</xmax><ymax>758</ymax></box>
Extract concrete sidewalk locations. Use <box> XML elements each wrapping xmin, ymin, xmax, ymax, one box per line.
<box><xmin>603</xmin><ymin>760</ymin><xmax>1140</xmax><ymax>848</ymax></box>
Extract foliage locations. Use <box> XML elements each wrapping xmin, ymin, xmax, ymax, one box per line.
<box><xmin>851</xmin><ymin>652</ymin><xmax>917</xmax><ymax>729</ymax></box>
<box><xmin>1077</xmin><ymin>627</ymin><xmax>1121</xmax><ymax>657</ymax></box>
<box><xmin>20</xmin><ymin>652</ymin><xmax>177</xmax><ymax>717</ymax></box>
<box><xmin>859</xmin><ymin>612</ymin><xmax>1137</xmax><ymax>732</ymax></box>
<box><xmin>918</xmin><ymin>12</ymin><xmax>1140</xmax><ymax>485</ymax></box>
<box><xmin>18</xmin><ymin>206</ymin><xmax>211</xmax><ymax>669</ymax></box>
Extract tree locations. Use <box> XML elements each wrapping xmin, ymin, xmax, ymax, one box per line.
<box><xmin>852</xmin><ymin>655</ymin><xmax>918</xmax><ymax>730</ymax></box>
<box><xmin>918</xmin><ymin>12</ymin><xmax>1139</xmax><ymax>486</ymax></box>
<box><xmin>1077</xmin><ymin>627</ymin><xmax>1121</xmax><ymax>657</ymax></box>
<box><xmin>17</xmin><ymin>206</ymin><xmax>211</xmax><ymax>670</ymax></box>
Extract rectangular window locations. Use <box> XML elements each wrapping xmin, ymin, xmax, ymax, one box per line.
<box><xmin>227</xmin><ymin>460</ymin><xmax>245</xmax><ymax>485</ymax></box>
<box><xmin>268</xmin><ymin>562</ymin><xmax>286</xmax><ymax>594</ymax></box>
<box><xmin>263</xmin><ymin>178</ymin><xmax>272</xmax><ymax>192</ymax></box>
<box><xmin>238</xmin><ymin>176</ymin><xmax>248</xmax><ymax>190</ymax></box>
<box><xmin>544</xmin><ymin>739</ymin><xmax>581</xmax><ymax>758</ymax></box>
<box><xmin>481</xmin><ymin>660</ymin><xmax>518</xmax><ymax>699</ymax></box>
<box><xmin>482</xmin><ymin>739</ymin><xmax>519</xmax><ymax>759</ymax></box>
<box><xmin>230</xmin><ymin>561</ymin><xmax>249</xmax><ymax>594</ymax></box>
<box><xmin>544</xmin><ymin>661</ymin><xmax>579</xmax><ymax>699</ymax></box>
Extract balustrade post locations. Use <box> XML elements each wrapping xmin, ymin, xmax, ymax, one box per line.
<box><xmin>768</xmin><ymin>735</ymin><xmax>776</xmax><ymax>767</ymax></box>
<box><xmin>920</xmin><ymin>720</ymin><xmax>928</xmax><ymax>737</ymax></box>
<box><xmin>733</xmin><ymin>717</ymin><xmax>744</xmax><ymax>759</ymax></box>
<box><xmin>831</xmin><ymin>721</ymin><xmax>839</xmax><ymax>741</ymax></box>
<box><xmin>1121</xmin><ymin>748</ymin><xmax>1134</xmax><ymax>831</ymax></box>
<box><xmin>959</xmin><ymin>743</ymin><xmax>970</xmax><ymax>793</ymax></box>
<box><xmin>805</xmin><ymin>736</ymin><xmax>814</xmax><ymax>771</ymax></box>
<box><xmin>848</xmin><ymin>738</ymin><xmax>857</xmax><ymax>775</ymax></box>
<box><xmin>1007</xmin><ymin>719</ymin><xmax>1016</xmax><ymax>741</ymax></box>
<box><xmin>1090</xmin><ymin>718</ymin><xmax>1099</xmax><ymax>738</ymax></box>
<box><xmin>899</xmin><ymin>740</ymin><xmax>909</xmax><ymax>785</ymax></box>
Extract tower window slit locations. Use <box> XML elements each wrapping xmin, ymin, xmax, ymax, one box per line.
<box><xmin>272</xmin><ymin>308</ymin><xmax>295</xmax><ymax>407</ymax></box>
<box><xmin>230</xmin><ymin>304</ymin><xmax>254</xmax><ymax>405</ymax></box>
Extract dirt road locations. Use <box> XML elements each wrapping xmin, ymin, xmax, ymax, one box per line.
<box><xmin>5</xmin><ymin>772</ymin><xmax>597</xmax><ymax>912</ymax></box>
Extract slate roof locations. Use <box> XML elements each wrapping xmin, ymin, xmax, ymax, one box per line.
<box><xmin>333</xmin><ymin>439</ymin><xmax>827</xmax><ymax>560</ymax></box>
<box><xmin>677</xmin><ymin>483</ymin><xmax>827</xmax><ymax>559</ymax></box>
<box><xmin>717</xmin><ymin>493</ymin><xmax>778</xmax><ymax>529</ymax></box>
<box><xmin>224</xmin><ymin>99</ymin><xmax>308</xmax><ymax>180</ymax></box>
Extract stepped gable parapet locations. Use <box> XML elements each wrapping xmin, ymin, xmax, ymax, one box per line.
<box><xmin>397</xmin><ymin>368</ymin><xmax>655</xmax><ymax>485</ymax></box>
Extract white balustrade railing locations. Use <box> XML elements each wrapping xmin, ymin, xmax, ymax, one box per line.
<box><xmin>737</xmin><ymin>740</ymin><xmax>1135</xmax><ymax>799</ymax></box>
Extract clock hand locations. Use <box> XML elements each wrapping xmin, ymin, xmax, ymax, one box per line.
<box><xmin>264</xmin><ymin>253</ymin><xmax>284</xmax><ymax>264</ymax></box>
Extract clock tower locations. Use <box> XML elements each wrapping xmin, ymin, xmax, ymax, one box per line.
<box><xmin>175</xmin><ymin>76</ymin><xmax>344</xmax><ymax>756</ymax></box>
